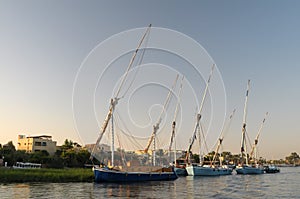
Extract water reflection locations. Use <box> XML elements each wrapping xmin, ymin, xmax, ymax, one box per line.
<box><xmin>94</xmin><ymin>183</ymin><xmax>142</xmax><ymax>198</ymax></box>
<box><xmin>99</xmin><ymin>181</ymin><xmax>179</xmax><ymax>198</ymax></box>
<box><xmin>0</xmin><ymin>167</ymin><xmax>299</xmax><ymax>199</ymax></box>
<box><xmin>12</xmin><ymin>184</ymin><xmax>30</xmax><ymax>199</ymax></box>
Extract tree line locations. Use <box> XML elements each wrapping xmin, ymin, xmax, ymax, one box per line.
<box><xmin>0</xmin><ymin>139</ymin><xmax>96</xmax><ymax>168</ymax></box>
<box><xmin>0</xmin><ymin>140</ymin><xmax>299</xmax><ymax>168</ymax></box>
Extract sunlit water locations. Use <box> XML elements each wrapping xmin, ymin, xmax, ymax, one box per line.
<box><xmin>0</xmin><ymin>167</ymin><xmax>299</xmax><ymax>198</ymax></box>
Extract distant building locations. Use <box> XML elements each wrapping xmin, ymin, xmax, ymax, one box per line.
<box><xmin>85</xmin><ymin>143</ymin><xmax>110</xmax><ymax>152</ymax></box>
<box><xmin>17</xmin><ymin>135</ymin><xmax>57</xmax><ymax>155</ymax></box>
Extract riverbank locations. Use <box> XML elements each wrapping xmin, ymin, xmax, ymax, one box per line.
<box><xmin>0</xmin><ymin>168</ymin><xmax>94</xmax><ymax>183</ymax></box>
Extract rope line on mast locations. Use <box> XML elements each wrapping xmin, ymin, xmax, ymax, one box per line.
<box><xmin>186</xmin><ymin>64</ymin><xmax>215</xmax><ymax>163</ymax></box>
<box><xmin>240</xmin><ymin>79</ymin><xmax>250</xmax><ymax>165</ymax></box>
<box><xmin>90</xmin><ymin>24</ymin><xmax>152</xmax><ymax>161</ymax></box>
<box><xmin>169</xmin><ymin>76</ymin><xmax>184</xmax><ymax>154</ymax></box>
<box><xmin>114</xmin><ymin>111</ymin><xmax>144</xmax><ymax>150</ymax></box>
<box><xmin>249</xmin><ymin>112</ymin><xmax>269</xmax><ymax>160</ymax></box>
<box><xmin>144</xmin><ymin>74</ymin><xmax>179</xmax><ymax>153</ymax></box>
<box><xmin>115</xmin><ymin>24</ymin><xmax>152</xmax><ymax>98</ymax></box>
<box><xmin>211</xmin><ymin>109</ymin><xmax>236</xmax><ymax>167</ymax></box>
<box><xmin>200</xmin><ymin>122</ymin><xmax>209</xmax><ymax>157</ymax></box>
<box><xmin>121</xmin><ymin>31</ymin><xmax>151</xmax><ymax>99</ymax></box>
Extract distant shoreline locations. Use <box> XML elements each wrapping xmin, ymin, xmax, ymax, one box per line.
<box><xmin>276</xmin><ymin>164</ymin><xmax>300</xmax><ymax>167</ymax></box>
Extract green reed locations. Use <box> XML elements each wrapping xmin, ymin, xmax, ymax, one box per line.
<box><xmin>0</xmin><ymin>168</ymin><xmax>94</xmax><ymax>183</ymax></box>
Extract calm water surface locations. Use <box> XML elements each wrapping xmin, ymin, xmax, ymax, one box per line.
<box><xmin>1</xmin><ymin>167</ymin><xmax>299</xmax><ymax>198</ymax></box>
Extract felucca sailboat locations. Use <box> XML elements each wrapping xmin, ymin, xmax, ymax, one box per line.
<box><xmin>185</xmin><ymin>65</ymin><xmax>234</xmax><ymax>176</ymax></box>
<box><xmin>167</xmin><ymin>76</ymin><xmax>188</xmax><ymax>175</ymax></box>
<box><xmin>185</xmin><ymin>109</ymin><xmax>235</xmax><ymax>176</ymax></box>
<box><xmin>91</xmin><ymin>24</ymin><xmax>178</xmax><ymax>182</ymax></box>
<box><xmin>235</xmin><ymin>80</ymin><xmax>267</xmax><ymax>175</ymax></box>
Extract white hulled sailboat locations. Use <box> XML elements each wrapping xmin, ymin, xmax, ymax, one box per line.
<box><xmin>186</xmin><ymin>109</ymin><xmax>235</xmax><ymax>176</ymax></box>
<box><xmin>235</xmin><ymin>80</ymin><xmax>266</xmax><ymax>175</ymax></box>
<box><xmin>184</xmin><ymin>65</ymin><xmax>233</xmax><ymax>176</ymax></box>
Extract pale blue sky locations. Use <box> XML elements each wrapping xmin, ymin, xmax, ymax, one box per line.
<box><xmin>0</xmin><ymin>0</ymin><xmax>299</xmax><ymax>159</ymax></box>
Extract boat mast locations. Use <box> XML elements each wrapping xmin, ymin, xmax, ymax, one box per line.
<box><xmin>111</xmin><ymin>109</ymin><xmax>115</xmax><ymax>167</ymax></box>
<box><xmin>169</xmin><ymin>76</ymin><xmax>184</xmax><ymax>163</ymax></box>
<box><xmin>144</xmin><ymin>74</ymin><xmax>179</xmax><ymax>166</ymax></box>
<box><xmin>249</xmin><ymin>112</ymin><xmax>268</xmax><ymax>163</ymax></box>
<box><xmin>241</xmin><ymin>80</ymin><xmax>250</xmax><ymax>165</ymax></box>
<box><xmin>211</xmin><ymin>109</ymin><xmax>236</xmax><ymax>167</ymax></box>
<box><xmin>90</xmin><ymin>24</ymin><xmax>152</xmax><ymax>160</ymax></box>
<box><xmin>186</xmin><ymin>64</ymin><xmax>215</xmax><ymax>164</ymax></box>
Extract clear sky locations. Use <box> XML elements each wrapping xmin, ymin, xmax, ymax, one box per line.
<box><xmin>0</xmin><ymin>0</ymin><xmax>299</xmax><ymax>159</ymax></box>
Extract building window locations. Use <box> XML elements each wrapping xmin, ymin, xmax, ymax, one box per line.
<box><xmin>35</xmin><ymin>142</ymin><xmax>41</xmax><ymax>146</ymax></box>
<box><xmin>42</xmin><ymin>142</ymin><xmax>47</xmax><ymax>146</ymax></box>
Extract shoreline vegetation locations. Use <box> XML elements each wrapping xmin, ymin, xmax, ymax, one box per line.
<box><xmin>0</xmin><ymin>168</ymin><xmax>94</xmax><ymax>183</ymax></box>
<box><xmin>1</xmin><ymin>164</ymin><xmax>299</xmax><ymax>184</ymax></box>
<box><xmin>0</xmin><ymin>140</ymin><xmax>299</xmax><ymax>183</ymax></box>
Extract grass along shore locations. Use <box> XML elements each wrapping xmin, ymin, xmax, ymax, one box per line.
<box><xmin>0</xmin><ymin>168</ymin><xmax>94</xmax><ymax>183</ymax></box>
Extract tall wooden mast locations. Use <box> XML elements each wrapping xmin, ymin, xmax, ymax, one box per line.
<box><xmin>186</xmin><ymin>64</ymin><xmax>215</xmax><ymax>163</ymax></box>
<box><xmin>90</xmin><ymin>24</ymin><xmax>152</xmax><ymax>160</ymax></box>
<box><xmin>211</xmin><ymin>109</ymin><xmax>236</xmax><ymax>167</ymax></box>
<box><xmin>241</xmin><ymin>80</ymin><xmax>250</xmax><ymax>165</ymax></box>
<box><xmin>144</xmin><ymin>74</ymin><xmax>179</xmax><ymax>166</ymax></box>
<box><xmin>169</xmin><ymin>76</ymin><xmax>184</xmax><ymax>163</ymax></box>
<box><xmin>249</xmin><ymin>112</ymin><xmax>268</xmax><ymax>162</ymax></box>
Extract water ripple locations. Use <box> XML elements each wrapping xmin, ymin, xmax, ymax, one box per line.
<box><xmin>0</xmin><ymin>167</ymin><xmax>299</xmax><ymax>198</ymax></box>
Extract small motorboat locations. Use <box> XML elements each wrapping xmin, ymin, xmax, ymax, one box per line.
<box><xmin>264</xmin><ymin>165</ymin><xmax>280</xmax><ymax>173</ymax></box>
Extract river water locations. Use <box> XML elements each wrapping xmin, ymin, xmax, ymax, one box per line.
<box><xmin>0</xmin><ymin>167</ymin><xmax>299</xmax><ymax>198</ymax></box>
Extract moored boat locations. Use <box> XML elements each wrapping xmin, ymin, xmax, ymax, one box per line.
<box><xmin>90</xmin><ymin>24</ymin><xmax>178</xmax><ymax>182</ymax></box>
<box><xmin>236</xmin><ymin>164</ymin><xmax>264</xmax><ymax>174</ymax></box>
<box><xmin>184</xmin><ymin>65</ymin><xmax>233</xmax><ymax>176</ymax></box>
<box><xmin>184</xmin><ymin>65</ymin><xmax>215</xmax><ymax>176</ymax></box>
<box><xmin>174</xmin><ymin>167</ymin><xmax>187</xmax><ymax>176</ymax></box>
<box><xmin>186</xmin><ymin>164</ymin><xmax>232</xmax><ymax>176</ymax></box>
<box><xmin>236</xmin><ymin>80</ymin><xmax>267</xmax><ymax>175</ymax></box>
<box><xmin>93</xmin><ymin>166</ymin><xmax>177</xmax><ymax>182</ymax></box>
<box><xmin>167</xmin><ymin>77</ymin><xmax>188</xmax><ymax>176</ymax></box>
<box><xmin>264</xmin><ymin>165</ymin><xmax>280</xmax><ymax>173</ymax></box>
<box><xmin>190</xmin><ymin>109</ymin><xmax>236</xmax><ymax>176</ymax></box>
<box><xmin>173</xmin><ymin>158</ymin><xmax>188</xmax><ymax>176</ymax></box>
<box><xmin>185</xmin><ymin>100</ymin><xmax>235</xmax><ymax>176</ymax></box>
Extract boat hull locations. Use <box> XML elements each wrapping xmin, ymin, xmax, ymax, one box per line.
<box><xmin>264</xmin><ymin>165</ymin><xmax>280</xmax><ymax>173</ymax></box>
<box><xmin>236</xmin><ymin>166</ymin><xmax>264</xmax><ymax>174</ymax></box>
<box><xmin>174</xmin><ymin>167</ymin><xmax>187</xmax><ymax>176</ymax></box>
<box><xmin>186</xmin><ymin>165</ymin><xmax>233</xmax><ymax>176</ymax></box>
<box><xmin>265</xmin><ymin>169</ymin><xmax>280</xmax><ymax>173</ymax></box>
<box><xmin>93</xmin><ymin>167</ymin><xmax>178</xmax><ymax>182</ymax></box>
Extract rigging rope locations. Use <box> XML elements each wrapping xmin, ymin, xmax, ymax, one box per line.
<box><xmin>121</xmin><ymin>32</ymin><xmax>150</xmax><ymax>99</ymax></box>
<box><xmin>114</xmin><ymin>111</ymin><xmax>144</xmax><ymax>149</ymax></box>
<box><xmin>169</xmin><ymin>76</ymin><xmax>184</xmax><ymax>152</ymax></box>
<box><xmin>90</xmin><ymin>25</ymin><xmax>152</xmax><ymax>161</ymax></box>
<box><xmin>200</xmin><ymin>122</ymin><xmax>209</xmax><ymax>156</ymax></box>
<box><xmin>144</xmin><ymin>74</ymin><xmax>179</xmax><ymax>153</ymax></box>
<box><xmin>115</xmin><ymin>24</ymin><xmax>152</xmax><ymax>99</ymax></box>
<box><xmin>186</xmin><ymin>64</ymin><xmax>215</xmax><ymax>163</ymax></box>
